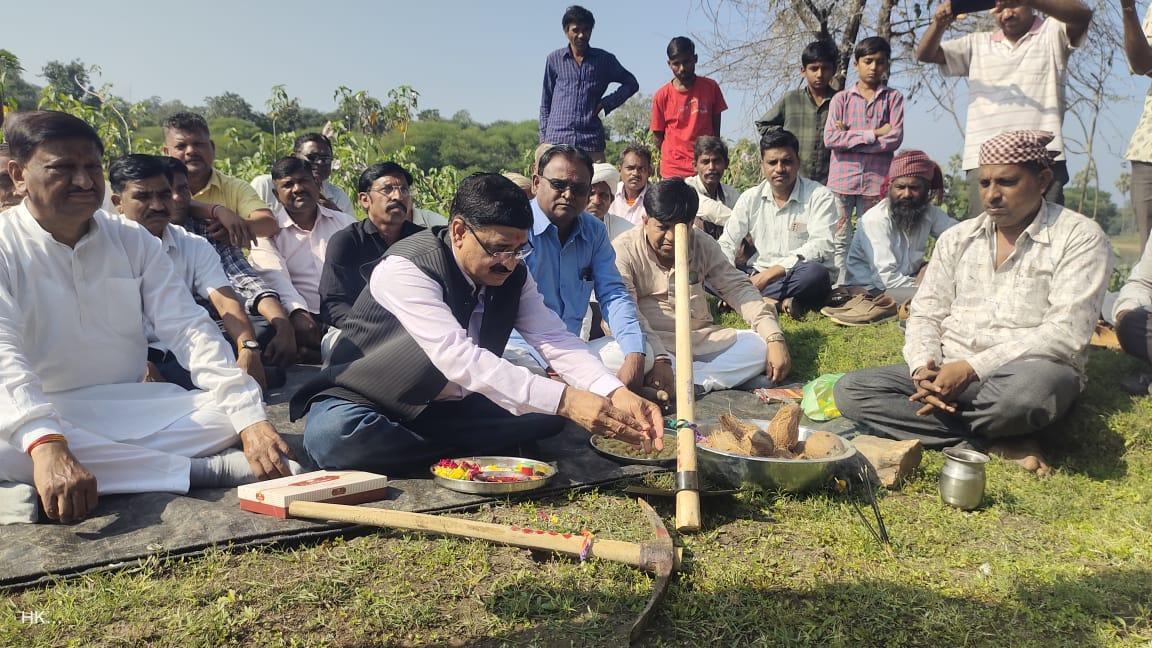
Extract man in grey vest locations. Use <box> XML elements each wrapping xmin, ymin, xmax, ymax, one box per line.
<box><xmin>291</xmin><ymin>173</ymin><xmax>663</xmax><ymax>473</ymax></box>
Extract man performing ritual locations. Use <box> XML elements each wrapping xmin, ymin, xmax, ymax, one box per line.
<box><xmin>827</xmin><ymin>150</ymin><xmax>957</xmax><ymax>326</ymax></box>
<box><xmin>291</xmin><ymin>173</ymin><xmax>663</xmax><ymax>474</ymax></box>
<box><xmin>0</xmin><ymin>111</ymin><xmax>297</xmax><ymax>525</ymax></box>
<box><xmin>608</xmin><ymin>179</ymin><xmax>791</xmax><ymax>396</ymax></box>
<box><xmin>834</xmin><ymin>130</ymin><xmax>1112</xmax><ymax>475</ymax></box>
<box><xmin>109</xmin><ymin>154</ymin><xmax>268</xmax><ymax>391</ymax></box>
<box><xmin>719</xmin><ymin>129</ymin><xmax>837</xmax><ymax>319</ymax></box>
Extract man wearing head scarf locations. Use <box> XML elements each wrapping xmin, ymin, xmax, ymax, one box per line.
<box><xmin>826</xmin><ymin>150</ymin><xmax>957</xmax><ymax>325</ymax></box>
<box><xmin>586</xmin><ymin>162</ymin><xmax>633</xmax><ymax>240</ymax></box>
<box><xmin>833</xmin><ymin>131</ymin><xmax>1112</xmax><ymax>475</ymax></box>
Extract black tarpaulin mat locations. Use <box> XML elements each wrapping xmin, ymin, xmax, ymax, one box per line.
<box><xmin>0</xmin><ymin>379</ymin><xmax>855</xmax><ymax>590</ymax></box>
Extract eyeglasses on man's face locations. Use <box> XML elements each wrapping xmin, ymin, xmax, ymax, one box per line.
<box><xmin>372</xmin><ymin>183</ymin><xmax>411</xmax><ymax>197</ymax></box>
<box><xmin>302</xmin><ymin>153</ymin><xmax>334</xmax><ymax>164</ymax></box>
<box><xmin>463</xmin><ymin>221</ymin><xmax>533</xmax><ymax>262</ymax></box>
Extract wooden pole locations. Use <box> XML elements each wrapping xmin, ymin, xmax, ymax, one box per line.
<box><xmin>288</xmin><ymin>500</ymin><xmax>682</xmax><ymax>571</ymax></box>
<box><xmin>673</xmin><ymin>222</ymin><xmax>701</xmax><ymax>533</ymax></box>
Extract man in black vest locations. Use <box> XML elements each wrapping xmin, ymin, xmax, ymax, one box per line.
<box><xmin>291</xmin><ymin>173</ymin><xmax>663</xmax><ymax>473</ymax></box>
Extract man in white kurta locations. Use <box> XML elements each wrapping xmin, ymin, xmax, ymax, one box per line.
<box><xmin>0</xmin><ymin>111</ymin><xmax>295</xmax><ymax>524</ymax></box>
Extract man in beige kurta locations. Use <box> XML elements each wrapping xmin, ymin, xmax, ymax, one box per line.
<box><xmin>600</xmin><ymin>178</ymin><xmax>792</xmax><ymax>394</ymax></box>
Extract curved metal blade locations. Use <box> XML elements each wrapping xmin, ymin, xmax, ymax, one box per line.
<box><xmin>628</xmin><ymin>498</ymin><xmax>675</xmax><ymax>643</ymax></box>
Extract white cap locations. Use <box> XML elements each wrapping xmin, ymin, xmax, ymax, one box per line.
<box><xmin>592</xmin><ymin>162</ymin><xmax>620</xmax><ymax>188</ymax></box>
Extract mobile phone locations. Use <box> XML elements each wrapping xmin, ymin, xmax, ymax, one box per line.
<box><xmin>952</xmin><ymin>0</ymin><xmax>997</xmax><ymax>14</ymax></box>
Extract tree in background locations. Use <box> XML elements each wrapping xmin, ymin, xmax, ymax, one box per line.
<box><xmin>41</xmin><ymin>59</ymin><xmax>99</xmax><ymax>107</ymax></box>
<box><xmin>0</xmin><ymin>50</ymin><xmax>23</xmax><ymax>126</ymax></box>
<box><xmin>203</xmin><ymin>92</ymin><xmax>259</xmax><ymax>122</ymax></box>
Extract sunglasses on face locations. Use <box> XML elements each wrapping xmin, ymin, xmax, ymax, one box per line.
<box><xmin>541</xmin><ymin>176</ymin><xmax>591</xmax><ymax>198</ymax></box>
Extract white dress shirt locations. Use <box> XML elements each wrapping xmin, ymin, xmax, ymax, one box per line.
<box><xmin>370</xmin><ymin>254</ymin><xmax>624</xmax><ymax>417</ymax></box>
<box><xmin>905</xmin><ymin>202</ymin><xmax>1112</xmax><ymax>381</ymax></box>
<box><xmin>845</xmin><ymin>199</ymin><xmax>958</xmax><ymax>291</ymax></box>
<box><xmin>718</xmin><ymin>177</ymin><xmax>838</xmax><ymax>271</ymax></box>
<box><xmin>0</xmin><ymin>204</ymin><xmax>265</xmax><ymax>451</ymax></box>
<box><xmin>249</xmin><ymin>204</ymin><xmax>356</xmax><ymax>313</ymax></box>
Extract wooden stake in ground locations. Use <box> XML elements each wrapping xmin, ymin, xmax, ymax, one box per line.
<box><xmin>673</xmin><ymin>222</ymin><xmax>701</xmax><ymax>533</ymax></box>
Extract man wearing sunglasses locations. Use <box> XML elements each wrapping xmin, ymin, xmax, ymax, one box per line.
<box><xmin>291</xmin><ymin>173</ymin><xmax>663</xmax><ymax>473</ymax></box>
<box><xmin>506</xmin><ymin>145</ymin><xmax>649</xmax><ymax>393</ymax></box>
<box><xmin>252</xmin><ymin>133</ymin><xmax>355</xmax><ymax>215</ymax></box>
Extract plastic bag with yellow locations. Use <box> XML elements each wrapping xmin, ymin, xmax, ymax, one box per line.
<box><xmin>801</xmin><ymin>373</ymin><xmax>845</xmax><ymax>421</ymax></box>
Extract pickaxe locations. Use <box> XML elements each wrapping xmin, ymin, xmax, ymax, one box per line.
<box><xmin>274</xmin><ymin>497</ymin><xmax>678</xmax><ymax>642</ymax></box>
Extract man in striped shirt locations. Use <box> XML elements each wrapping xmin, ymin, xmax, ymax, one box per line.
<box><xmin>538</xmin><ymin>5</ymin><xmax>639</xmax><ymax>163</ymax></box>
<box><xmin>916</xmin><ymin>0</ymin><xmax>1093</xmax><ymax>217</ymax></box>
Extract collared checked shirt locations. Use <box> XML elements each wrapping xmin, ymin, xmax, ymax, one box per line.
<box><xmin>182</xmin><ymin>218</ymin><xmax>277</xmax><ymax>315</ymax></box>
<box><xmin>525</xmin><ymin>199</ymin><xmax>645</xmax><ymax>356</ymax></box>
<box><xmin>757</xmin><ymin>87</ymin><xmax>837</xmax><ymax>184</ymax></box>
<box><xmin>904</xmin><ymin>202</ymin><xmax>1112</xmax><ymax>382</ymax></box>
<box><xmin>823</xmin><ymin>84</ymin><xmax>905</xmax><ymax>197</ymax></box>
<box><xmin>539</xmin><ymin>46</ymin><xmax>639</xmax><ymax>152</ymax></box>
<box><xmin>179</xmin><ymin>217</ymin><xmax>276</xmax><ymax>314</ymax></box>
<box><xmin>718</xmin><ymin>177</ymin><xmax>838</xmax><ymax>272</ymax></box>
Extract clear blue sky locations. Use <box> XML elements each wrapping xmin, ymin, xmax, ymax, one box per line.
<box><xmin>7</xmin><ymin>0</ymin><xmax>1146</xmax><ymax>201</ymax></box>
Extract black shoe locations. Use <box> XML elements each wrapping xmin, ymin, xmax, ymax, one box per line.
<box><xmin>1119</xmin><ymin>373</ymin><xmax>1152</xmax><ymax>397</ymax></box>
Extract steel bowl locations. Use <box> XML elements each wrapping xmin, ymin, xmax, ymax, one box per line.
<box><xmin>696</xmin><ymin>420</ymin><xmax>857</xmax><ymax>493</ymax></box>
<box><xmin>431</xmin><ymin>456</ymin><xmax>556</xmax><ymax>495</ymax></box>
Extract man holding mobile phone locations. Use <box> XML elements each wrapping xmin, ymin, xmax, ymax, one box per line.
<box><xmin>915</xmin><ymin>0</ymin><xmax>1093</xmax><ymax>217</ymax></box>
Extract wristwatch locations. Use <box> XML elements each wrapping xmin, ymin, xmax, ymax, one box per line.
<box><xmin>240</xmin><ymin>339</ymin><xmax>261</xmax><ymax>351</ymax></box>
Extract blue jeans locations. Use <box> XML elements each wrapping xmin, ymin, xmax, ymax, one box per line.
<box><xmin>303</xmin><ymin>395</ymin><xmax>567</xmax><ymax>474</ymax></box>
<box><xmin>759</xmin><ymin>260</ymin><xmax>832</xmax><ymax>316</ymax></box>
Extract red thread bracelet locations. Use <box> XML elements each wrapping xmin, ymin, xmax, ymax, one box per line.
<box><xmin>26</xmin><ymin>434</ymin><xmax>67</xmax><ymax>455</ymax></box>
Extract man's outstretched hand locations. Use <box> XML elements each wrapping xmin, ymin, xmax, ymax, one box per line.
<box><xmin>557</xmin><ymin>387</ymin><xmax>664</xmax><ymax>452</ymax></box>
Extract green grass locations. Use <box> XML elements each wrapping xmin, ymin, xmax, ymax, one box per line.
<box><xmin>3</xmin><ymin>318</ymin><xmax>1151</xmax><ymax>647</ymax></box>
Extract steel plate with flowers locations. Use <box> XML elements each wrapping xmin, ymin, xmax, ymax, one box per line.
<box><xmin>431</xmin><ymin>456</ymin><xmax>556</xmax><ymax>495</ymax></box>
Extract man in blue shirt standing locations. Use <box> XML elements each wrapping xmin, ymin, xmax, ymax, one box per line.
<box><xmin>507</xmin><ymin>145</ymin><xmax>649</xmax><ymax>393</ymax></box>
<box><xmin>539</xmin><ymin>5</ymin><xmax>639</xmax><ymax>163</ymax></box>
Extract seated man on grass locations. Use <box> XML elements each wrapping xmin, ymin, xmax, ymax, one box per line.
<box><xmin>250</xmin><ymin>157</ymin><xmax>356</xmax><ymax>363</ymax></box>
<box><xmin>719</xmin><ymin>128</ymin><xmax>837</xmax><ymax>318</ymax></box>
<box><xmin>251</xmin><ymin>132</ymin><xmax>355</xmax><ymax>215</ymax></box>
<box><xmin>825</xmin><ymin>150</ymin><xmax>956</xmax><ymax>326</ymax></box>
<box><xmin>1111</xmin><ymin>234</ymin><xmax>1152</xmax><ymax>395</ymax></box>
<box><xmin>833</xmin><ymin>130</ymin><xmax>1112</xmax><ymax>475</ymax></box>
<box><xmin>685</xmin><ymin>136</ymin><xmax>739</xmax><ymax>239</ymax></box>
<box><xmin>290</xmin><ymin>173</ymin><xmax>663</xmax><ymax>474</ymax></box>
<box><xmin>0</xmin><ymin>111</ymin><xmax>297</xmax><ymax>524</ymax></box>
<box><xmin>609</xmin><ymin>179</ymin><xmax>791</xmax><ymax>397</ymax></box>
<box><xmin>109</xmin><ymin>154</ymin><xmax>267</xmax><ymax>392</ymax></box>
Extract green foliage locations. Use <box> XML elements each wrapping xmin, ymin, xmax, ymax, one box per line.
<box><xmin>40</xmin><ymin>59</ymin><xmax>97</xmax><ymax>106</ymax></box>
<box><xmin>1067</xmin><ymin>185</ymin><xmax>1124</xmax><ymax>236</ymax></box>
<box><xmin>942</xmin><ymin>153</ymin><xmax>971</xmax><ymax>220</ymax></box>
<box><xmin>203</xmin><ymin>91</ymin><xmax>259</xmax><ymax>123</ymax></box>
<box><xmin>37</xmin><ymin>82</ymin><xmax>145</xmax><ymax>162</ymax></box>
<box><xmin>724</xmin><ymin>137</ymin><xmax>763</xmax><ymax>191</ymax></box>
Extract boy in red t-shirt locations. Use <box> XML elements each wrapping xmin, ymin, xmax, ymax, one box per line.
<box><xmin>651</xmin><ymin>37</ymin><xmax>727</xmax><ymax>179</ymax></box>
